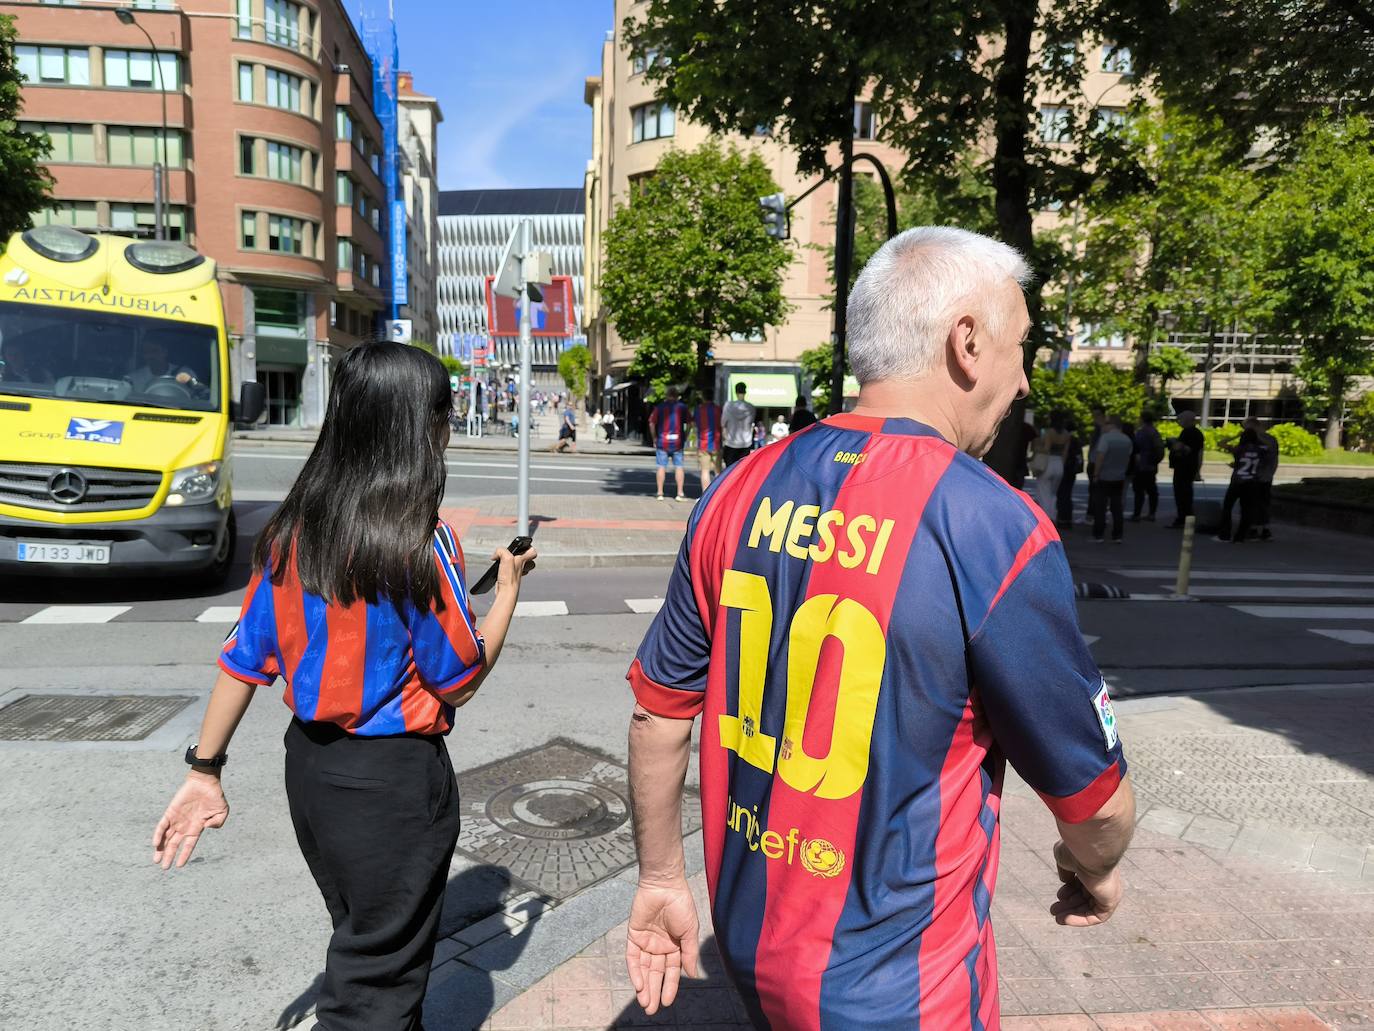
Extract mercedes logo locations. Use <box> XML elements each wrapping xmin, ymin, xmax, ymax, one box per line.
<box><xmin>47</xmin><ymin>468</ymin><xmax>88</xmax><ymax>505</ymax></box>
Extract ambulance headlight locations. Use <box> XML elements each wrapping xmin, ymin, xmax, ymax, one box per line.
<box><xmin>126</xmin><ymin>241</ymin><xmax>206</xmax><ymax>275</ymax></box>
<box><xmin>22</xmin><ymin>225</ymin><xmax>98</xmax><ymax>263</ymax></box>
<box><xmin>167</xmin><ymin>462</ymin><xmax>222</xmax><ymax>505</ymax></box>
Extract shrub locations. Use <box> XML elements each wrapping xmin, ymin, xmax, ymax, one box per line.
<box><xmin>1204</xmin><ymin>423</ymin><xmax>1242</xmax><ymax>453</ymax></box>
<box><xmin>1268</xmin><ymin>422</ymin><xmax>1324</xmax><ymax>458</ymax></box>
<box><xmin>1156</xmin><ymin>420</ymin><xmax>1181</xmax><ymax>441</ymax></box>
<box><xmin>1348</xmin><ymin>392</ymin><xmax>1374</xmax><ymax>452</ymax></box>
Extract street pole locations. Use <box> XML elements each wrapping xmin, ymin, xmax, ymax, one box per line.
<box><xmin>829</xmin><ymin>117</ymin><xmax>856</xmax><ymax>415</ymax></box>
<box><xmin>516</xmin><ymin>217</ymin><xmax>533</xmax><ymax>536</ymax></box>
<box><xmin>114</xmin><ymin>10</ymin><xmax>169</xmax><ymax>241</ymax></box>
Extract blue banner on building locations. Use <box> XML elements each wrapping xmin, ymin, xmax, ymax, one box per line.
<box><xmin>360</xmin><ymin>4</ymin><xmax>407</xmax><ymax>315</ymax></box>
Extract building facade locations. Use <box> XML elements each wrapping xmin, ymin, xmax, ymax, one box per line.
<box><xmin>435</xmin><ymin>188</ymin><xmax>584</xmax><ymax>389</ymax></box>
<box><xmin>5</xmin><ymin>0</ymin><xmax>391</xmax><ymax>428</ymax></box>
<box><xmin>396</xmin><ymin>70</ymin><xmax>440</xmax><ymax>346</ymax></box>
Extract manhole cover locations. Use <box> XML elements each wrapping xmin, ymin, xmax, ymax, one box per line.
<box><xmin>454</xmin><ymin>739</ymin><xmax>701</xmax><ymax>901</ymax></box>
<box><xmin>0</xmin><ymin>694</ymin><xmax>195</xmax><ymax>742</ymax></box>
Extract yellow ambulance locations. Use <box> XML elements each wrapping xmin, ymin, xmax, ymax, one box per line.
<box><xmin>0</xmin><ymin>224</ymin><xmax>264</xmax><ymax>583</ymax></box>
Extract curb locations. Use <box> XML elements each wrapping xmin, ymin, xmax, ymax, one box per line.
<box><xmin>467</xmin><ymin>550</ymin><xmax>677</xmax><ymax>570</ymax></box>
<box><xmin>232</xmin><ymin>430</ymin><xmax>656</xmax><ymax>458</ymax></box>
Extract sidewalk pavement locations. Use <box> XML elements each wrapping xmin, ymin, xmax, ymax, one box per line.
<box><xmin>461</xmin><ymin>685</ymin><xmax>1374</xmax><ymax>1031</ymax></box>
<box><xmin>234</xmin><ymin>419</ymin><xmax>656</xmax><ymax>458</ymax></box>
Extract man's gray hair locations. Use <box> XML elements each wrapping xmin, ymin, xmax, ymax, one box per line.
<box><xmin>847</xmin><ymin>226</ymin><xmax>1033</xmax><ymax>385</ymax></box>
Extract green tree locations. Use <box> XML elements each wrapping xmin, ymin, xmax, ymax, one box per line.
<box><xmin>1028</xmin><ymin>359</ymin><xmax>1149</xmax><ymax>431</ymax></box>
<box><xmin>1070</xmin><ymin>109</ymin><xmax>1262</xmax><ymax>372</ymax></box>
<box><xmin>1146</xmin><ymin>345</ymin><xmax>1196</xmax><ymax>406</ymax></box>
<box><xmin>1255</xmin><ymin>116</ymin><xmax>1374</xmax><ymax>448</ymax></box>
<box><xmin>438</xmin><ymin>355</ymin><xmax>466</xmax><ymax>379</ymax></box>
<box><xmin>0</xmin><ymin>15</ymin><xmax>54</xmax><ymax>240</ymax></box>
<box><xmin>799</xmin><ymin>344</ymin><xmax>833</xmax><ymax>417</ymax></box>
<box><xmin>557</xmin><ymin>344</ymin><xmax>593</xmax><ymax>402</ymax></box>
<box><xmin>1346</xmin><ymin>392</ymin><xmax>1374</xmax><ymax>453</ymax></box>
<box><xmin>600</xmin><ymin>142</ymin><xmax>791</xmax><ymax>399</ymax></box>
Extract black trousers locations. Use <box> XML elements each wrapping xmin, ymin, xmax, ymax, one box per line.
<box><xmin>1132</xmin><ymin>469</ymin><xmax>1159</xmax><ymax>518</ymax></box>
<box><xmin>1056</xmin><ymin>470</ymin><xmax>1078</xmax><ymax>526</ymax></box>
<box><xmin>1172</xmin><ymin>468</ymin><xmax>1196</xmax><ymax>523</ymax></box>
<box><xmin>285</xmin><ymin>718</ymin><xmax>461</xmax><ymax>1031</ymax></box>
<box><xmin>1090</xmin><ymin>480</ymin><xmax>1125</xmax><ymax>540</ymax></box>
<box><xmin>723</xmin><ymin>445</ymin><xmax>752</xmax><ymax>467</ymax></box>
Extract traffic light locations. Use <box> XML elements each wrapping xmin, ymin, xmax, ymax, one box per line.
<box><xmin>759</xmin><ymin>192</ymin><xmax>788</xmax><ymax>240</ymax></box>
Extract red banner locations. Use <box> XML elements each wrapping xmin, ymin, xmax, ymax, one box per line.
<box><xmin>484</xmin><ymin>275</ymin><xmax>574</xmax><ymax>337</ymax></box>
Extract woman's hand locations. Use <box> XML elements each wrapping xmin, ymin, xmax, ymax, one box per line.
<box><xmin>153</xmin><ymin>771</ymin><xmax>230</xmax><ymax>870</ymax></box>
<box><xmin>493</xmin><ymin>544</ymin><xmax>538</xmax><ymax>596</ymax></box>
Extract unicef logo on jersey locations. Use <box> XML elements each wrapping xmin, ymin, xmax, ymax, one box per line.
<box><xmin>800</xmin><ymin>837</ymin><xmax>846</xmax><ymax>879</ymax></box>
<box><xmin>726</xmin><ymin>795</ymin><xmax>849</xmax><ymax>878</ymax></box>
<box><xmin>65</xmin><ymin>418</ymin><xmax>124</xmax><ymax>445</ymax></box>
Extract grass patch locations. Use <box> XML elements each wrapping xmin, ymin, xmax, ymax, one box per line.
<box><xmin>1205</xmin><ymin>449</ymin><xmax>1374</xmax><ymax>467</ymax></box>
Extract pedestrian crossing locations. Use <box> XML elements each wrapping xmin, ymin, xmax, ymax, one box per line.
<box><xmin>5</xmin><ymin>598</ymin><xmax>669</xmax><ymax>625</ymax></box>
<box><xmin>1110</xmin><ymin>567</ymin><xmax>1374</xmax><ymax>645</ymax></box>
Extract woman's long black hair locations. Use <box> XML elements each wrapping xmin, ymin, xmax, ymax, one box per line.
<box><xmin>253</xmin><ymin>342</ymin><xmax>453</xmax><ymax>609</ymax></box>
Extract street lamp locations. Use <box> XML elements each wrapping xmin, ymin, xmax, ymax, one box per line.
<box><xmin>114</xmin><ymin>9</ymin><xmax>170</xmax><ymax>242</ymax></box>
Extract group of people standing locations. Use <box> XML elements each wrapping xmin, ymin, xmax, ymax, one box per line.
<box><xmin>646</xmin><ymin>382</ymin><xmax>817</xmax><ymax>501</ymax></box>
<box><xmin>1028</xmin><ymin>407</ymin><xmax>1276</xmax><ymax>544</ymax></box>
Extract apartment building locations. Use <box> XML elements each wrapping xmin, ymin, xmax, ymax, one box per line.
<box><xmin>5</xmin><ymin>0</ymin><xmax>391</xmax><ymax>428</ymax></box>
<box><xmin>397</xmin><ymin>69</ymin><xmax>441</xmax><ymax>345</ymax></box>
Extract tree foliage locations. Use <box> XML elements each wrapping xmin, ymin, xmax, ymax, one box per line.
<box><xmin>438</xmin><ymin>355</ymin><xmax>465</xmax><ymax>378</ymax></box>
<box><xmin>1028</xmin><ymin>359</ymin><xmax>1149</xmax><ymax>431</ymax></box>
<box><xmin>798</xmin><ymin>344</ymin><xmax>833</xmax><ymax>417</ymax></box>
<box><xmin>0</xmin><ymin>15</ymin><xmax>54</xmax><ymax>242</ymax></box>
<box><xmin>1254</xmin><ymin>116</ymin><xmax>1374</xmax><ymax>448</ymax></box>
<box><xmin>600</xmin><ymin>142</ymin><xmax>792</xmax><ymax>400</ymax></box>
<box><xmin>557</xmin><ymin>344</ymin><xmax>593</xmax><ymax>400</ymax></box>
<box><xmin>1146</xmin><ymin>345</ymin><xmax>1195</xmax><ymax>403</ymax></box>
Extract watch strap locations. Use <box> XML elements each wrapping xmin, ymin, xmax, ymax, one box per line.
<box><xmin>185</xmin><ymin>744</ymin><xmax>227</xmax><ymax>769</ymax></box>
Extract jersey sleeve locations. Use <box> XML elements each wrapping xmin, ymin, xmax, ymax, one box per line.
<box><xmin>218</xmin><ymin>570</ymin><xmax>281</xmax><ymax>686</ymax></box>
<box><xmin>628</xmin><ymin>533</ymin><xmax>711</xmax><ymax>719</ymax></box>
<box><xmin>407</xmin><ymin>526</ymin><xmax>486</xmax><ymax>698</ymax></box>
<box><xmin>968</xmin><ymin>541</ymin><xmax>1127</xmax><ymax>823</ymax></box>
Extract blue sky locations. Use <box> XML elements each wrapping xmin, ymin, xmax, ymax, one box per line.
<box><xmin>358</xmin><ymin>1</ymin><xmax>611</xmax><ymax>191</ymax></box>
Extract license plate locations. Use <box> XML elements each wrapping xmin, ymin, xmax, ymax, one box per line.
<box><xmin>17</xmin><ymin>541</ymin><xmax>111</xmax><ymax>565</ymax></box>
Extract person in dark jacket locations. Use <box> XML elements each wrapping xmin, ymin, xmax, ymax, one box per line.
<box><xmin>1167</xmin><ymin>411</ymin><xmax>1205</xmax><ymax>527</ymax></box>
<box><xmin>788</xmin><ymin>394</ymin><xmax>818</xmax><ymax>434</ymax></box>
<box><xmin>1130</xmin><ymin>412</ymin><xmax>1164</xmax><ymax>521</ymax></box>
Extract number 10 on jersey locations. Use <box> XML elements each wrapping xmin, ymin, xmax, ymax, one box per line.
<box><xmin>717</xmin><ymin>569</ymin><xmax>886</xmax><ymax>800</ymax></box>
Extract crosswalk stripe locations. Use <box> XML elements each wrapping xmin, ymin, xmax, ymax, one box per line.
<box><xmin>21</xmin><ymin>605</ymin><xmax>131</xmax><ymax>625</ymax></box>
<box><xmin>196</xmin><ymin>606</ymin><xmax>242</xmax><ymax>623</ymax></box>
<box><xmin>625</xmin><ymin>598</ymin><xmax>664</xmax><ymax>614</ymax></box>
<box><xmin>1114</xmin><ymin>568</ymin><xmax>1374</xmax><ymax>583</ymax></box>
<box><xmin>1311</xmin><ymin>629</ymin><xmax>1374</xmax><ymax>645</ymax></box>
<box><xmin>1231</xmin><ymin>605</ymin><xmax>1374</xmax><ymax>620</ymax></box>
<box><xmin>1172</xmin><ymin>586</ymin><xmax>1374</xmax><ymax>600</ymax></box>
<box><xmin>513</xmin><ymin>601</ymin><xmax>569</xmax><ymax>617</ymax></box>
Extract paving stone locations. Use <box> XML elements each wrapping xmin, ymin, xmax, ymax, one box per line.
<box><xmin>1219</xmin><ymin>970</ymin><xmax>1352</xmax><ymax>1006</ymax></box>
<box><xmin>1182</xmin><ymin>816</ymin><xmax>1243</xmax><ymax>851</ymax></box>
<box><xmin>1139</xmin><ymin>806</ymin><xmax>1196</xmax><ymax>838</ymax></box>
<box><xmin>1112</xmin><ymin>973</ymin><xmax>1245</xmax><ymax>1011</ymax></box>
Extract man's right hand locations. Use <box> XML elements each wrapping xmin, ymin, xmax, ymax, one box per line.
<box><xmin>1050</xmin><ymin>840</ymin><xmax>1123</xmax><ymax>926</ymax></box>
<box><xmin>625</xmin><ymin>879</ymin><xmax>701</xmax><ymax>1015</ymax></box>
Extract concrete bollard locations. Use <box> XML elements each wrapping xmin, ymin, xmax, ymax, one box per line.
<box><xmin>1174</xmin><ymin>514</ymin><xmax>1196</xmax><ymax>597</ymax></box>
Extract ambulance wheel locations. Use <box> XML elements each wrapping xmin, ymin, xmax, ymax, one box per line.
<box><xmin>192</xmin><ymin>510</ymin><xmax>236</xmax><ymax>589</ymax></box>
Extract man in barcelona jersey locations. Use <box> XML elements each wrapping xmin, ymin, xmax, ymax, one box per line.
<box><xmin>623</xmin><ymin>227</ymin><xmax>1135</xmax><ymax>1029</ymax></box>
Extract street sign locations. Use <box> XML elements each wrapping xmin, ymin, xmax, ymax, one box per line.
<box><xmin>485</xmin><ymin>275</ymin><xmax>574</xmax><ymax>337</ymax></box>
<box><xmin>385</xmin><ymin>319</ymin><xmax>413</xmax><ymax>344</ymax></box>
<box><xmin>491</xmin><ymin>224</ymin><xmax>522</xmax><ymax>300</ymax></box>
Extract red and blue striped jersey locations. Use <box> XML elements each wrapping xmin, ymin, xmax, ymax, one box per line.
<box><xmin>651</xmin><ymin>400</ymin><xmax>690</xmax><ymax>451</ymax></box>
<box><xmin>696</xmin><ymin>402</ymin><xmax>722</xmax><ymax>452</ymax></box>
<box><xmin>220</xmin><ymin>522</ymin><xmax>485</xmax><ymax>737</ymax></box>
<box><xmin>628</xmin><ymin>414</ymin><xmax>1127</xmax><ymax>1030</ymax></box>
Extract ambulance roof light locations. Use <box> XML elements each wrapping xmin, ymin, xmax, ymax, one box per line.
<box><xmin>22</xmin><ymin>224</ymin><xmax>98</xmax><ymax>263</ymax></box>
<box><xmin>125</xmin><ymin>240</ymin><xmax>206</xmax><ymax>275</ymax></box>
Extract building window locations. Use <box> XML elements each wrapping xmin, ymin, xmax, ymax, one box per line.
<box><xmin>104</xmin><ymin>50</ymin><xmax>179</xmax><ymax>90</ymax></box>
<box><xmin>370</xmin><ymin>262</ymin><xmax>380</xmax><ymax>287</ymax></box>
<box><xmin>264</xmin><ymin>0</ymin><xmax>301</xmax><ymax>49</ymax></box>
<box><xmin>238</xmin><ymin>62</ymin><xmax>254</xmax><ymax>102</ymax></box>
<box><xmin>235</xmin><ymin>0</ymin><xmax>252</xmax><ymax>38</ymax></box>
<box><xmin>107</xmin><ymin>126</ymin><xmax>183</xmax><ymax>168</ymax></box>
<box><xmin>1039</xmin><ymin>105</ymin><xmax>1072</xmax><ymax>143</ymax></box>
<box><xmin>853</xmin><ymin>101</ymin><xmax>877</xmax><ymax>140</ymax></box>
<box><xmin>1102</xmin><ymin>43</ymin><xmax>1133</xmax><ymax>75</ymax></box>
<box><xmin>15</xmin><ymin>46</ymin><xmax>90</xmax><ymax>85</ymax></box>
<box><xmin>336</xmin><ymin>172</ymin><xmax>353</xmax><ymax>205</ymax></box>
<box><xmin>241</xmin><ymin>211</ymin><xmax>257</xmax><ymax>249</ymax></box>
<box><xmin>255</xmin><ymin>288</ymin><xmax>306</xmax><ymax>337</ymax></box>
<box><xmin>268</xmin><ymin>213</ymin><xmax>305</xmax><ymax>254</ymax></box>
<box><xmin>1093</xmin><ymin>107</ymin><xmax>1128</xmax><ymax>135</ymax></box>
<box><xmin>266</xmin><ymin>140</ymin><xmax>305</xmax><ymax>183</ymax></box>
<box><xmin>630</xmin><ymin>102</ymin><xmax>675</xmax><ymax>143</ymax></box>
<box><xmin>265</xmin><ymin>68</ymin><xmax>304</xmax><ymax>113</ymax></box>
<box><xmin>335</xmin><ymin>107</ymin><xmax>355</xmax><ymax>141</ymax></box>
<box><xmin>1042</xmin><ymin>42</ymin><xmax>1077</xmax><ymax>70</ymax></box>
<box><xmin>240</xmin><ymin>136</ymin><xmax>257</xmax><ymax>175</ymax></box>
<box><xmin>33</xmin><ymin>201</ymin><xmax>98</xmax><ymax>229</ymax></box>
<box><xmin>20</xmin><ymin>122</ymin><xmax>95</xmax><ymax>163</ymax></box>
<box><xmin>337</xmin><ymin>238</ymin><xmax>353</xmax><ymax>270</ymax></box>
<box><xmin>111</xmin><ymin>203</ymin><xmax>186</xmax><ymax>240</ymax></box>
<box><xmin>631</xmin><ymin>48</ymin><xmax>666</xmax><ymax>74</ymax></box>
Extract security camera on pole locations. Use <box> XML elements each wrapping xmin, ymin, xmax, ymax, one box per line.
<box><xmin>491</xmin><ymin>218</ymin><xmax>553</xmax><ymax>535</ymax></box>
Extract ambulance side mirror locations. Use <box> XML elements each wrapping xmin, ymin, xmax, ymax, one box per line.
<box><xmin>233</xmin><ymin>381</ymin><xmax>266</xmax><ymax>425</ymax></box>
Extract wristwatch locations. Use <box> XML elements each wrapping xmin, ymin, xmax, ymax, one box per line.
<box><xmin>184</xmin><ymin>744</ymin><xmax>227</xmax><ymax>769</ymax></box>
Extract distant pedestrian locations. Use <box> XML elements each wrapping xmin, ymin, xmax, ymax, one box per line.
<box><xmin>1032</xmin><ymin>410</ymin><xmax>1072</xmax><ymax>515</ymax></box>
<box><xmin>1057</xmin><ymin>416</ymin><xmax>1082</xmax><ymax>530</ymax></box>
<box><xmin>150</xmin><ymin>343</ymin><xmax>537</xmax><ymax>1031</ymax></box>
<box><xmin>770</xmin><ymin>414</ymin><xmax>788</xmax><ymax>441</ymax></box>
<box><xmin>1167</xmin><ymin>410</ymin><xmax>1205</xmax><ymax>527</ymax></box>
<box><xmin>1090</xmin><ymin>414</ymin><xmax>1133</xmax><ymax>543</ymax></box>
<box><xmin>1085</xmin><ymin>406</ymin><xmax>1107</xmax><ymax>482</ymax></box>
<box><xmin>1131</xmin><ymin>411</ymin><xmax>1164</xmax><ymax>521</ymax></box>
<box><xmin>649</xmin><ymin>387</ymin><xmax>690</xmax><ymax>501</ymax></box>
<box><xmin>721</xmin><ymin>382</ymin><xmax>756</xmax><ymax>466</ymax></box>
<box><xmin>694</xmin><ymin>393</ymin><xmax>722</xmax><ymax>490</ymax></box>
<box><xmin>1216</xmin><ymin>427</ymin><xmax>1266</xmax><ymax>543</ymax></box>
<box><xmin>788</xmin><ymin>394</ymin><xmax>818</xmax><ymax>434</ymax></box>
<box><xmin>753</xmin><ymin>421</ymin><xmax>766</xmax><ymax>449</ymax></box>
<box><xmin>602</xmin><ymin>409</ymin><xmax>617</xmax><ymax>443</ymax></box>
<box><xmin>552</xmin><ymin>401</ymin><xmax>577</xmax><ymax>453</ymax></box>
<box><xmin>1256</xmin><ymin>420</ymin><xmax>1278</xmax><ymax>541</ymax></box>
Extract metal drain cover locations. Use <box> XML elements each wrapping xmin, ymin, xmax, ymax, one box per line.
<box><xmin>454</xmin><ymin>738</ymin><xmax>701</xmax><ymax>901</ymax></box>
<box><xmin>0</xmin><ymin>694</ymin><xmax>195</xmax><ymax>742</ymax></box>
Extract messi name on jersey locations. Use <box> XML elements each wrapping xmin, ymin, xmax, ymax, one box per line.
<box><xmin>746</xmin><ymin>496</ymin><xmax>896</xmax><ymax>575</ymax></box>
